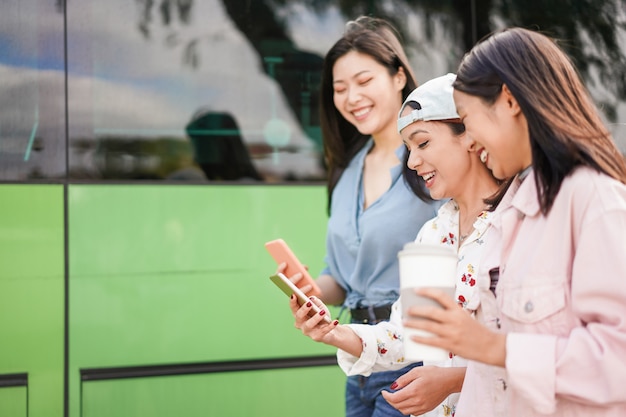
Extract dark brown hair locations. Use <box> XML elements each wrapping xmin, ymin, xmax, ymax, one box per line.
<box><xmin>454</xmin><ymin>27</ymin><xmax>626</xmax><ymax>214</ymax></box>
<box><xmin>320</xmin><ymin>16</ymin><xmax>419</xmax><ymax>211</ymax></box>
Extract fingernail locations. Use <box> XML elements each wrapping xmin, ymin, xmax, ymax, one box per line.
<box><xmin>319</xmin><ymin>310</ymin><xmax>326</xmax><ymax>316</ymax></box>
<box><xmin>306</xmin><ymin>301</ymin><xmax>312</xmax><ymax>307</ymax></box>
<box><xmin>290</xmin><ymin>294</ymin><xmax>294</xmax><ymax>300</ymax></box>
<box><xmin>390</xmin><ymin>382</ymin><xmax>398</xmax><ymax>390</ymax></box>
<box><xmin>333</xmin><ymin>320</ymin><xmax>339</xmax><ymax>326</ymax></box>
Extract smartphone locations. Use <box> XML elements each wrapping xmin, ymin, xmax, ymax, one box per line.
<box><xmin>264</xmin><ymin>238</ymin><xmax>322</xmax><ymax>297</ymax></box>
<box><xmin>270</xmin><ymin>273</ymin><xmax>332</xmax><ymax>324</ymax></box>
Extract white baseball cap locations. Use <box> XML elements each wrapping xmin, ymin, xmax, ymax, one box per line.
<box><xmin>397</xmin><ymin>73</ymin><xmax>459</xmax><ymax>133</ymax></box>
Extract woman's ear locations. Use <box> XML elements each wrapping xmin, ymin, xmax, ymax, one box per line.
<box><xmin>501</xmin><ymin>84</ymin><xmax>522</xmax><ymax>116</ymax></box>
<box><xmin>395</xmin><ymin>67</ymin><xmax>407</xmax><ymax>90</ymax></box>
<box><xmin>461</xmin><ymin>131</ymin><xmax>476</xmax><ymax>152</ymax></box>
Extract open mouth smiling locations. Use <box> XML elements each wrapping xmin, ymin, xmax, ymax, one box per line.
<box><xmin>352</xmin><ymin>107</ymin><xmax>371</xmax><ymax>119</ymax></box>
<box><xmin>420</xmin><ymin>172</ymin><xmax>435</xmax><ymax>185</ymax></box>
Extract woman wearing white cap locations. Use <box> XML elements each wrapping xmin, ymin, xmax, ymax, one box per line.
<box><xmin>290</xmin><ymin>73</ymin><xmax>503</xmax><ymax>416</ymax></box>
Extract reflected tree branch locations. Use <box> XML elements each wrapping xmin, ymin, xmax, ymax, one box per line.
<box><xmin>133</xmin><ymin>0</ymin><xmax>626</xmax><ymax>120</ymax></box>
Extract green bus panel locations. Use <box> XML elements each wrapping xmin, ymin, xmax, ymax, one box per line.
<box><xmin>70</xmin><ymin>270</ymin><xmax>339</xmax><ymax>365</ymax></box>
<box><xmin>0</xmin><ymin>387</ymin><xmax>28</xmax><ymax>417</ymax></box>
<box><xmin>69</xmin><ymin>185</ymin><xmax>343</xmax><ymax>417</ymax></box>
<box><xmin>68</xmin><ymin>185</ymin><xmax>329</xmax><ymax>276</ymax></box>
<box><xmin>82</xmin><ymin>366</ymin><xmax>345</xmax><ymax>417</ymax></box>
<box><xmin>0</xmin><ymin>185</ymin><xmax>64</xmax><ymax>279</ymax></box>
<box><xmin>0</xmin><ymin>185</ymin><xmax>65</xmax><ymax>417</ymax></box>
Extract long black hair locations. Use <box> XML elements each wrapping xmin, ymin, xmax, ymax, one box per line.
<box><xmin>454</xmin><ymin>27</ymin><xmax>626</xmax><ymax>214</ymax></box>
<box><xmin>320</xmin><ymin>16</ymin><xmax>419</xmax><ymax>212</ymax></box>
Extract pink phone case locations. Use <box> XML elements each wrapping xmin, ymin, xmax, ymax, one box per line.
<box><xmin>264</xmin><ymin>238</ymin><xmax>322</xmax><ymax>297</ymax></box>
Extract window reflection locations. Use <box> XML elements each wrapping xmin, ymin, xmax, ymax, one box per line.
<box><xmin>185</xmin><ymin>110</ymin><xmax>261</xmax><ymax>181</ymax></box>
<box><xmin>66</xmin><ymin>0</ymin><xmax>326</xmax><ymax>181</ymax></box>
<box><xmin>1</xmin><ymin>0</ymin><xmax>625</xmax><ymax>182</ymax></box>
<box><xmin>0</xmin><ymin>1</ymin><xmax>66</xmax><ymax>180</ymax></box>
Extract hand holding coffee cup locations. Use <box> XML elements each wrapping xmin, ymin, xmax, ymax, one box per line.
<box><xmin>398</xmin><ymin>242</ymin><xmax>457</xmax><ymax>362</ymax></box>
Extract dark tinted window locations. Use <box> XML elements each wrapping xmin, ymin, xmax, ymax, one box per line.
<box><xmin>2</xmin><ymin>1</ymin><xmax>625</xmax><ymax>182</ymax></box>
<box><xmin>66</xmin><ymin>1</ymin><xmax>329</xmax><ymax>181</ymax></box>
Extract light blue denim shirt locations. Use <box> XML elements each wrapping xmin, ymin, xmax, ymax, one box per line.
<box><xmin>322</xmin><ymin>139</ymin><xmax>442</xmax><ymax>309</ymax></box>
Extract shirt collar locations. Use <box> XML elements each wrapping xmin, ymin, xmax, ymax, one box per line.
<box><xmin>440</xmin><ymin>198</ymin><xmax>495</xmax><ymax>236</ymax></box>
<box><xmin>358</xmin><ymin>138</ymin><xmax>405</xmax><ymax>178</ymax></box>
<box><xmin>511</xmin><ymin>168</ymin><xmax>541</xmax><ymax>217</ymax></box>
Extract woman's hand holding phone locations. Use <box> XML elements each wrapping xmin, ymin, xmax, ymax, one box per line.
<box><xmin>289</xmin><ymin>292</ymin><xmax>338</xmax><ymax>343</ymax></box>
<box><xmin>288</xmin><ymin>293</ymin><xmax>365</xmax><ymax>357</ymax></box>
<box><xmin>271</xmin><ymin>272</ymin><xmax>332</xmax><ymax>324</ymax></box>
<box><xmin>265</xmin><ymin>239</ymin><xmax>322</xmax><ymax>297</ymax></box>
<box><xmin>266</xmin><ymin>239</ymin><xmax>364</xmax><ymax>353</ymax></box>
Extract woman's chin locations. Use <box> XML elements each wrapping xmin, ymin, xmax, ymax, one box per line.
<box><xmin>428</xmin><ymin>189</ymin><xmax>445</xmax><ymax>201</ymax></box>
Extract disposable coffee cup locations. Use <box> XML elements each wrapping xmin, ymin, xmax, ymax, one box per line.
<box><xmin>398</xmin><ymin>242</ymin><xmax>457</xmax><ymax>362</ymax></box>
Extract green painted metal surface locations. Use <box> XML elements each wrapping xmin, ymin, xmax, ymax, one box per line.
<box><xmin>68</xmin><ymin>184</ymin><xmax>344</xmax><ymax>417</ymax></box>
<box><xmin>0</xmin><ymin>387</ymin><xmax>28</xmax><ymax>417</ymax></box>
<box><xmin>0</xmin><ymin>184</ymin><xmax>346</xmax><ymax>417</ymax></box>
<box><xmin>82</xmin><ymin>367</ymin><xmax>344</xmax><ymax>417</ymax></box>
<box><xmin>0</xmin><ymin>185</ymin><xmax>65</xmax><ymax>417</ymax></box>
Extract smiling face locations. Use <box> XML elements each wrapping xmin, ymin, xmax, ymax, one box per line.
<box><xmin>401</xmin><ymin>116</ymin><xmax>471</xmax><ymax>201</ymax></box>
<box><xmin>332</xmin><ymin>50</ymin><xmax>406</xmax><ymax>138</ymax></box>
<box><xmin>453</xmin><ymin>87</ymin><xmax>532</xmax><ymax>180</ymax></box>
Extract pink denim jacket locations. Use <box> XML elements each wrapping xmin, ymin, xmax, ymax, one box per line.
<box><xmin>457</xmin><ymin>167</ymin><xmax>626</xmax><ymax>416</ymax></box>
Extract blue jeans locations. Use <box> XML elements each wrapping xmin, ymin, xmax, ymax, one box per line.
<box><xmin>345</xmin><ymin>361</ymin><xmax>423</xmax><ymax>417</ymax></box>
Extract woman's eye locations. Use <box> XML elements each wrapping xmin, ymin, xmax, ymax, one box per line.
<box><xmin>358</xmin><ymin>78</ymin><xmax>372</xmax><ymax>85</ymax></box>
<box><xmin>418</xmin><ymin>140</ymin><xmax>429</xmax><ymax>149</ymax></box>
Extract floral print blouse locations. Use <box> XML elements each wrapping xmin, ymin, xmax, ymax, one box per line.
<box><xmin>336</xmin><ymin>199</ymin><xmax>495</xmax><ymax>417</ymax></box>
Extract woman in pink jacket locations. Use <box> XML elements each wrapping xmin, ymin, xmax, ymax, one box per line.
<box><xmin>404</xmin><ymin>27</ymin><xmax>626</xmax><ymax>416</ymax></box>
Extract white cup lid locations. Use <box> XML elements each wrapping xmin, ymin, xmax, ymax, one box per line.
<box><xmin>398</xmin><ymin>242</ymin><xmax>456</xmax><ymax>258</ymax></box>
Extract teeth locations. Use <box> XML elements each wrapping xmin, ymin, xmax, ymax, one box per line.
<box><xmin>353</xmin><ymin>108</ymin><xmax>370</xmax><ymax>117</ymax></box>
<box><xmin>422</xmin><ymin>172</ymin><xmax>435</xmax><ymax>181</ymax></box>
<box><xmin>479</xmin><ymin>149</ymin><xmax>488</xmax><ymax>163</ymax></box>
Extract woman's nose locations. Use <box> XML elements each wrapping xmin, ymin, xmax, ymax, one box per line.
<box><xmin>407</xmin><ymin>150</ymin><xmax>422</xmax><ymax>171</ymax></box>
<box><xmin>347</xmin><ymin>87</ymin><xmax>362</xmax><ymax>104</ymax></box>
